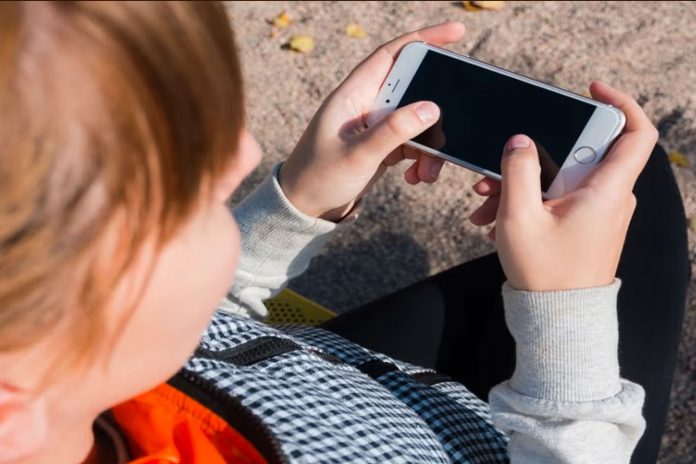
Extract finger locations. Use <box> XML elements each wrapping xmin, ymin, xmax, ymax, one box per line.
<box><xmin>402</xmin><ymin>144</ymin><xmax>421</xmax><ymax>160</ymax></box>
<box><xmin>404</xmin><ymin>159</ymin><xmax>421</xmax><ymax>185</ymax></box>
<box><xmin>339</xmin><ymin>22</ymin><xmax>466</xmax><ymax>97</ymax></box>
<box><xmin>416</xmin><ymin>154</ymin><xmax>445</xmax><ymax>183</ymax></box>
<box><xmin>381</xmin><ymin>22</ymin><xmax>466</xmax><ymax>58</ymax></box>
<box><xmin>473</xmin><ymin>177</ymin><xmax>501</xmax><ymax>196</ymax></box>
<box><xmin>354</xmin><ymin>101</ymin><xmax>440</xmax><ymax>164</ymax></box>
<box><xmin>487</xmin><ymin>226</ymin><xmax>496</xmax><ymax>241</ymax></box>
<box><xmin>383</xmin><ymin>146</ymin><xmax>405</xmax><ymax>167</ymax></box>
<box><xmin>469</xmin><ymin>194</ymin><xmax>501</xmax><ymax>226</ymax></box>
<box><xmin>585</xmin><ymin>81</ymin><xmax>658</xmax><ymax>192</ymax></box>
<box><xmin>499</xmin><ymin>134</ymin><xmax>543</xmax><ymax>217</ymax></box>
<box><xmin>382</xmin><ymin>144</ymin><xmax>424</xmax><ymax>167</ymax></box>
<box><xmin>590</xmin><ymin>81</ymin><xmax>655</xmax><ymax>134</ymax></box>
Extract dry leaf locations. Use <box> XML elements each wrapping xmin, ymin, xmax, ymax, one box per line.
<box><xmin>472</xmin><ymin>1</ymin><xmax>505</xmax><ymax>10</ymax></box>
<box><xmin>462</xmin><ymin>1</ymin><xmax>504</xmax><ymax>11</ymax></box>
<box><xmin>668</xmin><ymin>150</ymin><xmax>690</xmax><ymax>168</ymax></box>
<box><xmin>288</xmin><ymin>35</ymin><xmax>315</xmax><ymax>54</ymax></box>
<box><xmin>273</xmin><ymin>11</ymin><xmax>292</xmax><ymax>28</ymax></box>
<box><xmin>461</xmin><ymin>1</ymin><xmax>481</xmax><ymax>11</ymax></box>
<box><xmin>689</xmin><ymin>217</ymin><xmax>696</xmax><ymax>233</ymax></box>
<box><xmin>345</xmin><ymin>23</ymin><xmax>368</xmax><ymax>39</ymax></box>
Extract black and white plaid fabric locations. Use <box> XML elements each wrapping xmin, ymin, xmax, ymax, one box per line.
<box><xmin>183</xmin><ymin>310</ymin><xmax>509</xmax><ymax>463</ymax></box>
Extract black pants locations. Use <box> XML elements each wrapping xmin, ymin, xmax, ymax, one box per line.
<box><xmin>323</xmin><ymin>144</ymin><xmax>689</xmax><ymax>464</ymax></box>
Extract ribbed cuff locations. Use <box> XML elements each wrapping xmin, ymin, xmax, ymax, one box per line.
<box><xmin>503</xmin><ymin>280</ymin><xmax>622</xmax><ymax>402</ymax></box>
<box><xmin>232</xmin><ymin>164</ymin><xmax>355</xmax><ymax>277</ymax></box>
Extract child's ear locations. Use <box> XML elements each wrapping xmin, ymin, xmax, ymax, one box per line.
<box><xmin>0</xmin><ymin>383</ymin><xmax>49</xmax><ymax>461</ymax></box>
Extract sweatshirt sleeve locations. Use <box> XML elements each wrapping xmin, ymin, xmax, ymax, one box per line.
<box><xmin>218</xmin><ymin>164</ymin><xmax>356</xmax><ymax>319</ymax></box>
<box><xmin>489</xmin><ymin>280</ymin><xmax>646</xmax><ymax>463</ymax></box>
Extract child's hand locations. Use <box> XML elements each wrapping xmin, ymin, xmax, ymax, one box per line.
<box><xmin>469</xmin><ymin>82</ymin><xmax>658</xmax><ymax>291</ymax></box>
<box><xmin>279</xmin><ymin>23</ymin><xmax>466</xmax><ymax>221</ymax></box>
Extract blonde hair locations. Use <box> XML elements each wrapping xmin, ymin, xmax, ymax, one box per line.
<box><xmin>0</xmin><ymin>1</ymin><xmax>244</xmax><ymax>363</ymax></box>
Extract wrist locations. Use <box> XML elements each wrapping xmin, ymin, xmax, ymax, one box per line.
<box><xmin>277</xmin><ymin>163</ymin><xmax>320</xmax><ymax>216</ymax></box>
<box><xmin>507</xmin><ymin>276</ymin><xmax>616</xmax><ymax>292</ymax></box>
<box><xmin>502</xmin><ymin>260</ymin><xmax>617</xmax><ymax>292</ymax></box>
<box><xmin>277</xmin><ymin>162</ymin><xmax>356</xmax><ymax>223</ymax></box>
<box><xmin>318</xmin><ymin>202</ymin><xmax>357</xmax><ymax>222</ymax></box>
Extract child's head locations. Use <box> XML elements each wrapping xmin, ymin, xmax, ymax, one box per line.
<box><xmin>0</xmin><ymin>2</ymin><xmax>259</xmax><ymax>461</ymax></box>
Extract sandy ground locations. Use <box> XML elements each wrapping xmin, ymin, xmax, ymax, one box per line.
<box><xmin>225</xmin><ymin>2</ymin><xmax>696</xmax><ymax>462</ymax></box>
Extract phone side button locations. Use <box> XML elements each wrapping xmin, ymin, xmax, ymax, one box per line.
<box><xmin>573</xmin><ymin>146</ymin><xmax>597</xmax><ymax>165</ymax></box>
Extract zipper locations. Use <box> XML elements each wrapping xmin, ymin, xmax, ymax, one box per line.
<box><xmin>195</xmin><ymin>336</ymin><xmax>345</xmax><ymax>367</ymax></box>
<box><xmin>194</xmin><ymin>336</ymin><xmax>302</xmax><ymax>366</ymax></box>
<box><xmin>169</xmin><ymin>371</ymin><xmax>288</xmax><ymax>464</ymax></box>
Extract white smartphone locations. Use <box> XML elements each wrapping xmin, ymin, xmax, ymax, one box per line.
<box><xmin>368</xmin><ymin>42</ymin><xmax>626</xmax><ymax>198</ymax></box>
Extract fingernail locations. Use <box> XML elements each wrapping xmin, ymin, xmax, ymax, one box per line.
<box><xmin>415</xmin><ymin>102</ymin><xmax>439</xmax><ymax>123</ymax></box>
<box><xmin>429</xmin><ymin>160</ymin><xmax>442</xmax><ymax>178</ymax></box>
<box><xmin>505</xmin><ymin>134</ymin><xmax>531</xmax><ymax>152</ymax></box>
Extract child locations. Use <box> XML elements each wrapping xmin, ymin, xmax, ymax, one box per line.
<box><xmin>0</xmin><ymin>2</ymin><xmax>686</xmax><ymax>463</ymax></box>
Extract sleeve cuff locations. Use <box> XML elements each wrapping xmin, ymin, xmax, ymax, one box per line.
<box><xmin>232</xmin><ymin>163</ymin><xmax>355</xmax><ymax>279</ymax></box>
<box><xmin>503</xmin><ymin>279</ymin><xmax>622</xmax><ymax>402</ymax></box>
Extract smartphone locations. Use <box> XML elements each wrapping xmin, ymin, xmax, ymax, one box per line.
<box><xmin>368</xmin><ymin>42</ymin><xmax>626</xmax><ymax>198</ymax></box>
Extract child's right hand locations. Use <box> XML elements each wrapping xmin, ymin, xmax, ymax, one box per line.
<box><xmin>469</xmin><ymin>82</ymin><xmax>658</xmax><ymax>291</ymax></box>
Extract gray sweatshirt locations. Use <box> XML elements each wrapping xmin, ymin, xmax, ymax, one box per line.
<box><xmin>224</xmin><ymin>166</ymin><xmax>646</xmax><ymax>463</ymax></box>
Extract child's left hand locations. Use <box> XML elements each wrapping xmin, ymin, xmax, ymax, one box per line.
<box><xmin>279</xmin><ymin>22</ymin><xmax>465</xmax><ymax>221</ymax></box>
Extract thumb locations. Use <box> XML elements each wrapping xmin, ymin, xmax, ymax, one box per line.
<box><xmin>499</xmin><ymin>134</ymin><xmax>543</xmax><ymax>216</ymax></box>
<box><xmin>355</xmin><ymin>101</ymin><xmax>440</xmax><ymax>162</ymax></box>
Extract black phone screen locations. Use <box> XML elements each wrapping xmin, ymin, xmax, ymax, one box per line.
<box><xmin>397</xmin><ymin>50</ymin><xmax>596</xmax><ymax>190</ymax></box>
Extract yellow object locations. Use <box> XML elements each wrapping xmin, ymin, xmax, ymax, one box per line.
<box><xmin>462</xmin><ymin>1</ymin><xmax>504</xmax><ymax>11</ymax></box>
<box><xmin>288</xmin><ymin>35</ymin><xmax>315</xmax><ymax>54</ymax></box>
<box><xmin>345</xmin><ymin>23</ymin><xmax>368</xmax><ymax>39</ymax></box>
<box><xmin>273</xmin><ymin>11</ymin><xmax>292</xmax><ymax>28</ymax></box>
<box><xmin>668</xmin><ymin>150</ymin><xmax>690</xmax><ymax>168</ymax></box>
<box><xmin>472</xmin><ymin>1</ymin><xmax>505</xmax><ymax>10</ymax></box>
<box><xmin>265</xmin><ymin>288</ymin><xmax>336</xmax><ymax>326</ymax></box>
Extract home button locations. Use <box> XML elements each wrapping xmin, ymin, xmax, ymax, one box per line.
<box><xmin>573</xmin><ymin>146</ymin><xmax>596</xmax><ymax>165</ymax></box>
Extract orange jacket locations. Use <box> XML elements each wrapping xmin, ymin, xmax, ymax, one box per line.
<box><xmin>109</xmin><ymin>383</ymin><xmax>266</xmax><ymax>464</ymax></box>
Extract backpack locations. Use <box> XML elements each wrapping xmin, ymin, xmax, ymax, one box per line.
<box><xmin>171</xmin><ymin>310</ymin><xmax>509</xmax><ymax>463</ymax></box>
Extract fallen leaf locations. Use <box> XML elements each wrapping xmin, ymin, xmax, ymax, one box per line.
<box><xmin>689</xmin><ymin>217</ymin><xmax>696</xmax><ymax>233</ymax></box>
<box><xmin>273</xmin><ymin>11</ymin><xmax>292</xmax><ymax>28</ymax></box>
<box><xmin>461</xmin><ymin>1</ymin><xmax>481</xmax><ymax>11</ymax></box>
<box><xmin>345</xmin><ymin>23</ymin><xmax>368</xmax><ymax>39</ymax></box>
<box><xmin>668</xmin><ymin>150</ymin><xmax>690</xmax><ymax>168</ymax></box>
<box><xmin>462</xmin><ymin>1</ymin><xmax>504</xmax><ymax>11</ymax></box>
<box><xmin>472</xmin><ymin>1</ymin><xmax>505</xmax><ymax>9</ymax></box>
<box><xmin>288</xmin><ymin>35</ymin><xmax>315</xmax><ymax>54</ymax></box>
